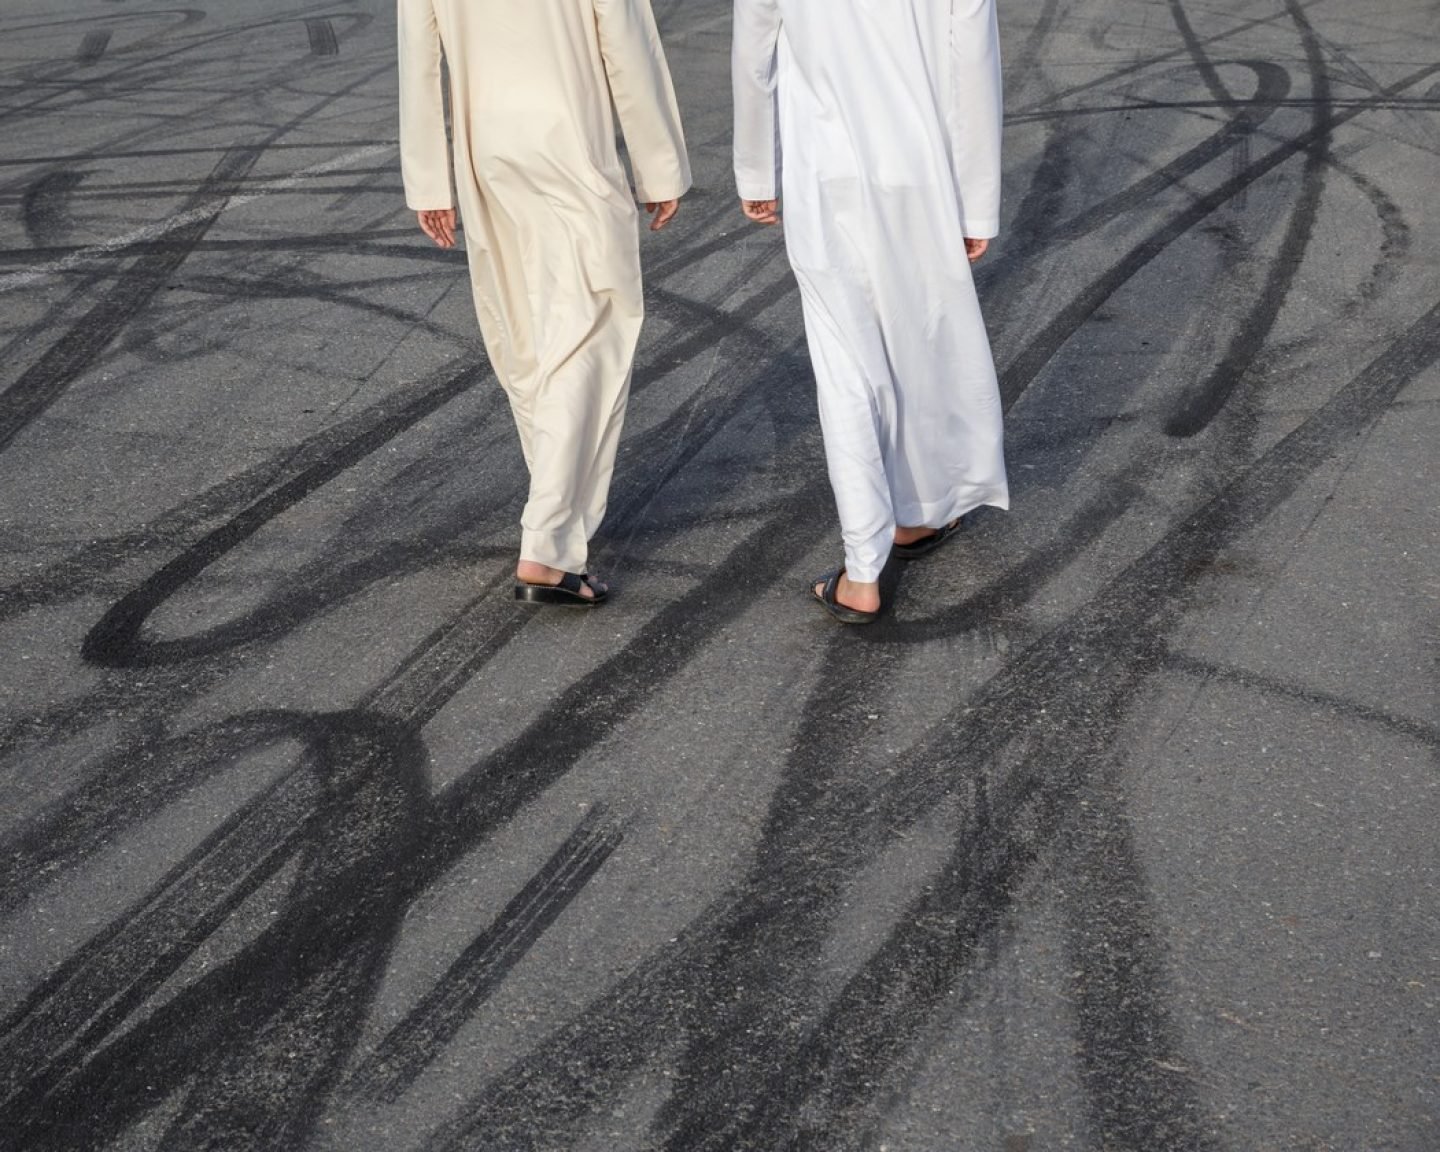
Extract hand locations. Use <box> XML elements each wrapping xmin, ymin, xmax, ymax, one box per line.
<box><xmin>645</xmin><ymin>199</ymin><xmax>680</xmax><ymax>232</ymax></box>
<box><xmin>964</xmin><ymin>237</ymin><xmax>989</xmax><ymax>263</ymax></box>
<box><xmin>417</xmin><ymin>208</ymin><xmax>456</xmax><ymax>248</ymax></box>
<box><xmin>741</xmin><ymin>198</ymin><xmax>780</xmax><ymax>225</ymax></box>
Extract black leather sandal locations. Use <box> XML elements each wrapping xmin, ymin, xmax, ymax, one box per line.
<box><xmin>811</xmin><ymin>568</ymin><xmax>879</xmax><ymax>625</ymax></box>
<box><xmin>892</xmin><ymin>517</ymin><xmax>962</xmax><ymax>559</ymax></box>
<box><xmin>514</xmin><ymin>571</ymin><xmax>608</xmax><ymax>608</ymax></box>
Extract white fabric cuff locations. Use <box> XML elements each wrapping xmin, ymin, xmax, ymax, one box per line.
<box><xmin>736</xmin><ymin>175</ymin><xmax>777</xmax><ymax>201</ymax></box>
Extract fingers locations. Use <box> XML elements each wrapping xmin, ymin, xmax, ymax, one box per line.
<box><xmin>416</xmin><ymin>209</ymin><xmax>456</xmax><ymax>249</ymax></box>
<box><xmin>740</xmin><ymin>199</ymin><xmax>780</xmax><ymax>225</ymax></box>
<box><xmin>647</xmin><ymin>199</ymin><xmax>680</xmax><ymax>232</ymax></box>
<box><xmin>964</xmin><ymin>237</ymin><xmax>989</xmax><ymax>263</ymax></box>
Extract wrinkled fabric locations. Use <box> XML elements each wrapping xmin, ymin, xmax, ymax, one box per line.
<box><xmin>733</xmin><ymin>0</ymin><xmax>1009</xmax><ymax>582</ymax></box>
<box><xmin>399</xmin><ymin>0</ymin><xmax>690</xmax><ymax>572</ymax></box>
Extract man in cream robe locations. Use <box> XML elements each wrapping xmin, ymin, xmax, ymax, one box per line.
<box><xmin>733</xmin><ymin>0</ymin><xmax>1009</xmax><ymax>622</ymax></box>
<box><xmin>399</xmin><ymin>0</ymin><xmax>691</xmax><ymax>605</ymax></box>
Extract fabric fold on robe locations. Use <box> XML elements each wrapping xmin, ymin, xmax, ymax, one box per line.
<box><xmin>399</xmin><ymin>0</ymin><xmax>691</xmax><ymax>574</ymax></box>
<box><xmin>734</xmin><ymin>0</ymin><xmax>1009</xmax><ymax>583</ymax></box>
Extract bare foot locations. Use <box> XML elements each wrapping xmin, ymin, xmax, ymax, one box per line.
<box><xmin>814</xmin><ymin>570</ymin><xmax>880</xmax><ymax>613</ymax></box>
<box><xmin>516</xmin><ymin>560</ymin><xmax>605</xmax><ymax>600</ymax></box>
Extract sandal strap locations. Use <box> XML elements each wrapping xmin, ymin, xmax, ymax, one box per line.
<box><xmin>557</xmin><ymin>571</ymin><xmax>584</xmax><ymax>594</ymax></box>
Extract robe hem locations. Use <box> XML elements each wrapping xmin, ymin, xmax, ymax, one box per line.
<box><xmin>520</xmin><ymin>526</ymin><xmax>589</xmax><ymax>576</ymax></box>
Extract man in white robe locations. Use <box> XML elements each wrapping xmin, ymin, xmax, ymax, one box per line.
<box><xmin>399</xmin><ymin>0</ymin><xmax>691</xmax><ymax>606</ymax></box>
<box><xmin>733</xmin><ymin>0</ymin><xmax>1009</xmax><ymax>622</ymax></box>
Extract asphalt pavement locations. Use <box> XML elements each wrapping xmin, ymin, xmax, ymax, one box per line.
<box><xmin>0</xmin><ymin>1</ymin><xmax>1437</xmax><ymax>1149</ymax></box>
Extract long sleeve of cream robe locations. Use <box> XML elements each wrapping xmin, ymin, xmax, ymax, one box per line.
<box><xmin>399</xmin><ymin>0</ymin><xmax>691</xmax><ymax>574</ymax></box>
<box><xmin>734</xmin><ymin>0</ymin><xmax>1009</xmax><ymax>583</ymax></box>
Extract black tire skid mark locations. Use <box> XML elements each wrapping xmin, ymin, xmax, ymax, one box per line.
<box><xmin>0</xmin><ymin>11</ymin><xmax>1422</xmax><ymax>1152</ymax></box>
<box><xmin>961</xmin><ymin>6</ymin><xmax>1411</xmax><ymax>656</ymax></box>
<box><xmin>875</xmin><ymin>71</ymin><xmax>1293</xmax><ymax>647</ymax></box>
<box><xmin>0</xmin><ymin>173</ymin><xmax>402</xmax><ymax>217</ymax></box>
<box><xmin>305</xmin><ymin>18</ymin><xmax>339</xmax><ymax>58</ymax></box>
<box><xmin>0</xmin><ymin>145</ymin><xmax>260</xmax><ymax>455</ymax></box>
<box><xmin>982</xmin><ymin>55</ymin><xmax>1289</xmax><ymax>392</ymax></box>
<box><xmin>1337</xmin><ymin>157</ymin><xmax>1409</xmax><ymax>308</ymax></box>
<box><xmin>0</xmin><ymin>293</ymin><xmax>778</xmax><ymax>701</ymax></box>
<box><xmin>0</xmin><ymin>11</ymin><xmax>376</xmax><ymax>190</ymax></box>
<box><xmin>0</xmin><ymin>59</ymin><xmax>399</xmax><ymax>451</ymax></box>
<box><xmin>413</xmin><ymin>25</ymin><xmax>1438</xmax><ymax>1126</ymax></box>
<box><xmin>19</xmin><ymin>169</ymin><xmax>85</xmax><ymax>248</ymax></box>
<box><xmin>409</xmin><ymin>474</ymin><xmax>831</xmax><ymax>879</ymax></box>
<box><xmin>0</xmin><ymin>253</ymin><xmax>790</xmax><ymax>805</ymax></box>
<box><xmin>867</xmin><ymin>469</ymin><xmax>1151</xmax><ymax>646</ymax></box>
<box><xmin>995</xmin><ymin>59</ymin><xmax>1440</xmax><ymax>414</ymax></box>
<box><xmin>979</xmin><ymin>0</ymin><xmax>1072</xmax><ymax>352</ymax></box>
<box><xmin>36</xmin><ymin>38</ymin><xmax>1416</xmax><ymax>1152</ymax></box>
<box><xmin>0</xmin><ymin>8</ymin><xmax>205</xmax><ymax>48</ymax></box>
<box><xmin>877</xmin><ymin>44</ymin><xmax>1295</xmax><ymax>651</ymax></box>
<box><xmin>0</xmin><ymin>10</ymin><xmax>209</xmax><ymax>127</ymax></box>
<box><xmin>417</xmin><ymin>508</ymin><xmax>1137</xmax><ymax>1143</ymax></box>
<box><xmin>427</xmin><ymin>289</ymin><xmax>1440</xmax><ymax>1152</ymax></box>
<box><xmin>0</xmin><ymin>364</ymin><xmax>491</xmax><ymax>903</ymax></box>
<box><xmin>0</xmin><ymin>233</ymin><xmax>460</xmax><ymax>273</ymax></box>
<box><xmin>1011</xmin><ymin>61</ymin><xmax>1291</xmax><ymax>253</ymax></box>
<box><xmin>0</xmin><ymin>710</ymin><xmax>429</xmax><ymax>1152</ymax></box>
<box><xmin>0</xmin><ymin>356</ymin><xmax>485</xmax><ymax>631</ymax></box>
<box><xmin>886</xmin><ymin>62</ymin><xmax>1296</xmax><ymax>646</ymax></box>
<box><xmin>173</xmin><ymin>265</ymin><xmax>466</xmax><ymax>345</ymax></box>
<box><xmin>75</xmin><ymin>31</ymin><xmax>112</xmax><ymax>65</ymax></box>
<box><xmin>70</xmin><ymin>263</ymin><xmax>796</xmax><ymax>671</ymax></box>
<box><xmin>344</xmin><ymin>808</ymin><xmax>625</xmax><ymax>1101</ymax></box>
<box><xmin>1166</xmin><ymin>652</ymin><xmax>1439</xmax><ymax>749</ymax></box>
<box><xmin>120</xmin><ymin>200</ymin><xmax>468</xmax><ymax>350</ymax></box>
<box><xmin>754</xmin><ymin>295</ymin><xmax>1440</xmax><ymax>1152</ymax></box>
<box><xmin>0</xmin><ymin>263</ymin><xmax>812</xmax><ymax>1140</ymax></box>
<box><xmin>1012</xmin><ymin>5</ymin><xmax>1301</xmax><ymax>120</ymax></box>
<box><xmin>1163</xmin><ymin>0</ymin><xmax>1332</xmax><ymax>439</ymax></box>
<box><xmin>1</xmin><ymin>485</ymin><xmax>834</xmax><ymax>1152</ymax></box>
<box><xmin>1005</xmin><ymin>0</ymin><xmax>1064</xmax><ymax>104</ymax></box>
<box><xmin>0</xmin><ymin>711</ymin><xmax>332</xmax><ymax>1075</ymax></box>
<box><xmin>1168</xmin><ymin>0</ymin><xmax>1235</xmax><ymax>108</ymax></box>
<box><xmin>79</xmin><ymin>360</ymin><xmax>487</xmax><ymax>668</ymax></box>
<box><xmin>1060</xmin><ymin>761</ymin><xmax>1223</xmax><ymax>1152</ymax></box>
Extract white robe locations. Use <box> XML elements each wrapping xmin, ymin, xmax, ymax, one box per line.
<box><xmin>733</xmin><ymin>0</ymin><xmax>1009</xmax><ymax>582</ymax></box>
<box><xmin>399</xmin><ymin>0</ymin><xmax>690</xmax><ymax>574</ymax></box>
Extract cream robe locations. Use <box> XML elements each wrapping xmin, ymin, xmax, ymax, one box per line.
<box><xmin>398</xmin><ymin>0</ymin><xmax>691</xmax><ymax>573</ymax></box>
<box><xmin>733</xmin><ymin>0</ymin><xmax>1009</xmax><ymax>583</ymax></box>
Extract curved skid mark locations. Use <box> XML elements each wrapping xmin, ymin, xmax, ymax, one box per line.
<box><xmin>0</xmin><ymin>355</ymin><xmax>485</xmax><ymax>630</ymax></box>
<box><xmin>1163</xmin><ymin>0</ymin><xmax>1331</xmax><ymax>438</ymax></box>
<box><xmin>0</xmin><ymin>145</ymin><xmax>260</xmax><ymax>454</ymax></box>
<box><xmin>1</xmin><ymin>710</ymin><xmax>429</xmax><ymax>1152</ymax></box>
<box><xmin>346</xmin><ymin>809</ymin><xmax>625</xmax><ymax>1101</ymax></box>
<box><xmin>80</xmin><ymin>363</ymin><xmax>485</xmax><ymax>668</ymax></box>
<box><xmin>426</xmin><ymin>285</ymin><xmax>1440</xmax><ymax>1152</ymax></box>
<box><xmin>998</xmin><ymin>60</ymin><xmax>1440</xmax><ymax>413</ymax></box>
<box><xmin>72</xmin><ymin>266</ymin><xmax>798</xmax><ymax>671</ymax></box>
<box><xmin>2</xmin><ymin>5</ymin><xmax>1437</xmax><ymax>1147</ymax></box>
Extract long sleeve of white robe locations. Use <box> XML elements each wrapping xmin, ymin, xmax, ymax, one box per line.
<box><xmin>733</xmin><ymin>0</ymin><xmax>1009</xmax><ymax>583</ymax></box>
<box><xmin>397</xmin><ymin>0</ymin><xmax>691</xmax><ymax>574</ymax></box>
